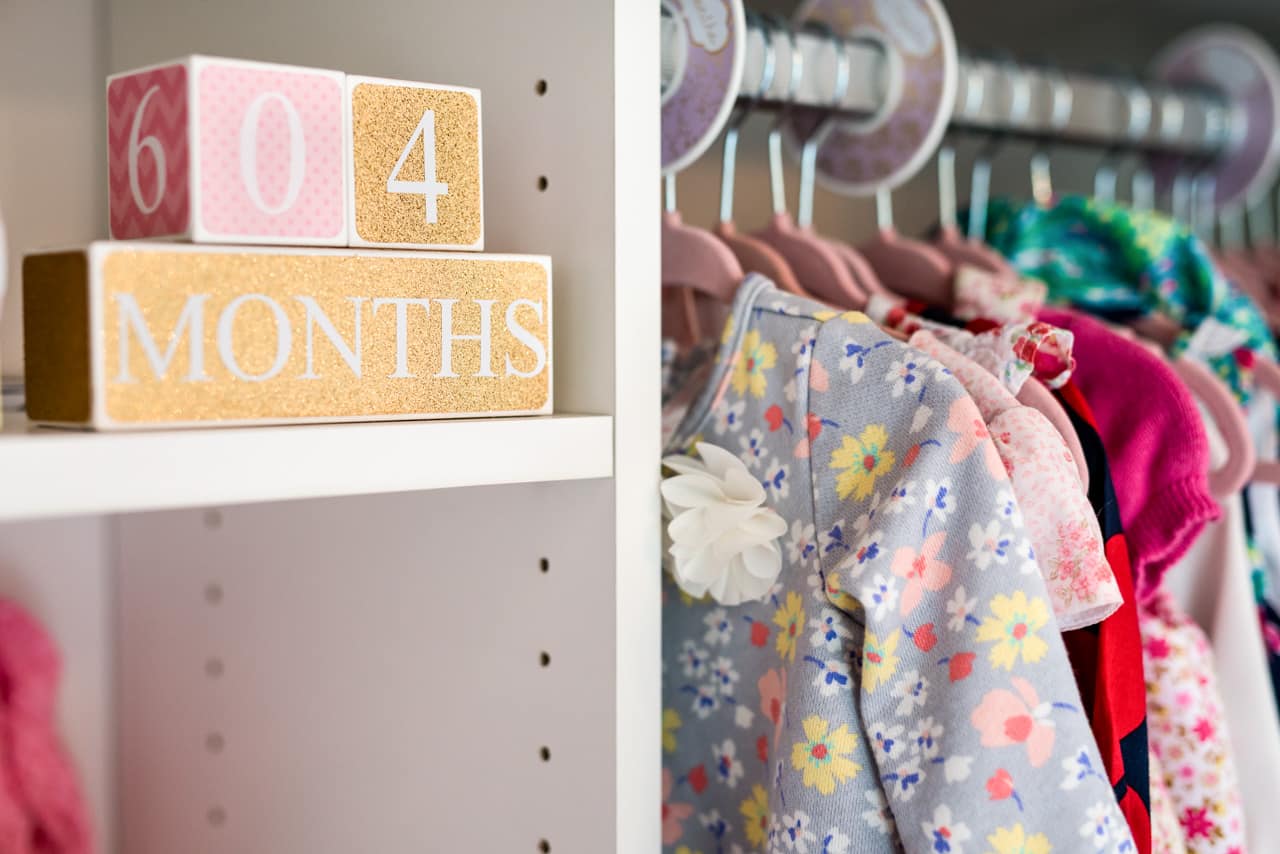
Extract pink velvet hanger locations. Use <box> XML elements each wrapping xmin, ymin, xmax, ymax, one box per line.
<box><xmin>933</xmin><ymin>145</ymin><xmax>1014</xmax><ymax>277</ymax></box>
<box><xmin>1127</xmin><ymin>314</ymin><xmax>1257</xmax><ymax>495</ymax></box>
<box><xmin>712</xmin><ymin>33</ymin><xmax>806</xmax><ymax>298</ymax></box>
<box><xmin>751</xmin><ymin>24</ymin><xmax>864</xmax><ymax>309</ymax></box>
<box><xmin>860</xmin><ymin>187</ymin><xmax>955</xmax><ymax>305</ymax></box>
<box><xmin>662</xmin><ymin>173</ymin><xmax>744</xmax><ymax>346</ymax></box>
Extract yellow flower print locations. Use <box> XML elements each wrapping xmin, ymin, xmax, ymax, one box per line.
<box><xmin>720</xmin><ymin>316</ymin><xmax>736</xmax><ymax>345</ymax></box>
<box><xmin>731</xmin><ymin>330</ymin><xmax>777</xmax><ymax>398</ymax></box>
<box><xmin>862</xmin><ymin>629</ymin><xmax>901</xmax><ymax>692</ymax></box>
<box><xmin>839</xmin><ymin>310</ymin><xmax>871</xmax><ymax>324</ymax></box>
<box><xmin>831</xmin><ymin>425</ymin><xmax>896</xmax><ymax>501</ymax></box>
<box><xmin>790</xmin><ymin>715</ymin><xmax>861</xmax><ymax>795</ymax></box>
<box><xmin>662</xmin><ymin>708</ymin><xmax>681</xmax><ymax>754</ymax></box>
<box><xmin>675</xmin><ymin>847</ymin><xmax>703</xmax><ymax>854</ymax></box>
<box><xmin>773</xmin><ymin>592</ymin><xmax>805</xmax><ymax>663</ymax></box>
<box><xmin>824</xmin><ymin>569</ymin><xmax>859</xmax><ymax>613</ymax></box>
<box><xmin>976</xmin><ymin>590</ymin><xmax>1051</xmax><ymax>670</ymax></box>
<box><xmin>985</xmin><ymin>823</ymin><xmax>1052</xmax><ymax>854</ymax></box>
<box><xmin>739</xmin><ymin>784</ymin><xmax>770</xmax><ymax>847</ymax></box>
<box><xmin>813</xmin><ymin>310</ymin><xmax>839</xmax><ymax>321</ymax></box>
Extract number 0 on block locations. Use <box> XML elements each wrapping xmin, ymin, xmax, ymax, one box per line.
<box><xmin>346</xmin><ymin>76</ymin><xmax>483</xmax><ymax>250</ymax></box>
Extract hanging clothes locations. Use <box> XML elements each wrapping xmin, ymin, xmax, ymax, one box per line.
<box><xmin>661</xmin><ymin>275</ymin><xmax>1133</xmax><ymax>854</ymax></box>
<box><xmin>973</xmin><ymin>196</ymin><xmax>1280</xmax><ymax>719</ymax></box>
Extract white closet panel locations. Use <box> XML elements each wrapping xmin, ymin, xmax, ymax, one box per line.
<box><xmin>116</xmin><ymin>482</ymin><xmax>614</xmax><ymax>853</ymax></box>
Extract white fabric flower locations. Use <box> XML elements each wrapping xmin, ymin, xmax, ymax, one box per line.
<box><xmin>662</xmin><ymin>442</ymin><xmax>787</xmax><ymax>605</ymax></box>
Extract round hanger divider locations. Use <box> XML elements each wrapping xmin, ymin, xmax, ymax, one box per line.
<box><xmin>1148</xmin><ymin>24</ymin><xmax>1280</xmax><ymax>210</ymax></box>
<box><xmin>660</xmin><ymin>0</ymin><xmax>748</xmax><ymax>175</ymax></box>
<box><xmin>784</xmin><ymin>0</ymin><xmax>958</xmax><ymax>196</ymax></box>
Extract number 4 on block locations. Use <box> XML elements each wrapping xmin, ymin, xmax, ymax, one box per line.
<box><xmin>346</xmin><ymin>76</ymin><xmax>483</xmax><ymax>250</ymax></box>
<box><xmin>107</xmin><ymin>56</ymin><xmax>348</xmax><ymax>246</ymax></box>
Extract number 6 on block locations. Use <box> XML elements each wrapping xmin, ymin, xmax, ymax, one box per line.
<box><xmin>346</xmin><ymin>76</ymin><xmax>483</xmax><ymax>250</ymax></box>
<box><xmin>107</xmin><ymin>56</ymin><xmax>347</xmax><ymax>245</ymax></box>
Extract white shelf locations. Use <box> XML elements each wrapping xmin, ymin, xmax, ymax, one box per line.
<box><xmin>0</xmin><ymin>413</ymin><xmax>613</xmax><ymax>522</ymax></box>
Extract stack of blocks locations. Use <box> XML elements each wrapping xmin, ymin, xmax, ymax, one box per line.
<box><xmin>23</xmin><ymin>56</ymin><xmax>552</xmax><ymax>429</ymax></box>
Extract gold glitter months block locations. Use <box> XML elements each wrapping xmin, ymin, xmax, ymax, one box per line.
<box><xmin>346</xmin><ymin>76</ymin><xmax>483</xmax><ymax>250</ymax></box>
<box><xmin>23</xmin><ymin>242</ymin><xmax>550</xmax><ymax>430</ymax></box>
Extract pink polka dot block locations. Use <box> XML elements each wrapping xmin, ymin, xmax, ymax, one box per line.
<box><xmin>108</xmin><ymin>56</ymin><xmax>347</xmax><ymax>246</ymax></box>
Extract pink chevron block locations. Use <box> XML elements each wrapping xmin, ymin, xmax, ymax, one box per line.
<box><xmin>107</xmin><ymin>62</ymin><xmax>190</xmax><ymax>239</ymax></box>
<box><xmin>107</xmin><ymin>56</ymin><xmax>346</xmax><ymax>246</ymax></box>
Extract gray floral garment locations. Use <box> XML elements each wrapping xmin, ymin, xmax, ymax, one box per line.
<box><xmin>662</xmin><ymin>276</ymin><xmax>1133</xmax><ymax>854</ymax></box>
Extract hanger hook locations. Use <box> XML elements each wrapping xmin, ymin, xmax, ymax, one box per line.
<box><xmin>766</xmin><ymin>16</ymin><xmax>803</xmax><ymax>217</ymax></box>
<box><xmin>1031</xmin><ymin>61</ymin><xmax>1072</xmax><ymax>207</ymax></box>
<box><xmin>968</xmin><ymin>52</ymin><xmax>1028</xmax><ymax>240</ymax></box>
<box><xmin>1095</xmin><ymin>70</ymin><xmax>1150</xmax><ymax>205</ymax></box>
<box><xmin>1190</xmin><ymin>168</ymin><xmax>1218</xmax><ymax>242</ymax></box>
<box><xmin>1121</xmin><ymin>77</ymin><xmax>1156</xmax><ymax>210</ymax></box>
<box><xmin>938</xmin><ymin>52</ymin><xmax>983</xmax><ymax>232</ymax></box>
<box><xmin>798</xmin><ymin>21</ymin><xmax>850</xmax><ymax>229</ymax></box>
<box><xmin>720</xmin><ymin>12</ymin><xmax>778</xmax><ymax>223</ymax></box>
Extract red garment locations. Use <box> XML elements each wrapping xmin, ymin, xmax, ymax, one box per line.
<box><xmin>1057</xmin><ymin>380</ymin><xmax>1153</xmax><ymax>854</ymax></box>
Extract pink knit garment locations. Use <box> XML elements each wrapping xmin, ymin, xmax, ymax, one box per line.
<box><xmin>1038</xmin><ymin>307</ymin><xmax>1220</xmax><ymax>601</ymax></box>
<box><xmin>0</xmin><ymin>600</ymin><xmax>93</xmax><ymax>854</ymax></box>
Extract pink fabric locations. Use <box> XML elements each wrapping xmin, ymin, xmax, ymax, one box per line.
<box><xmin>867</xmin><ymin>295</ymin><xmax>1075</xmax><ymax>393</ymax></box>
<box><xmin>0</xmin><ymin>600</ymin><xmax>93</xmax><ymax>854</ymax></box>
<box><xmin>1148</xmin><ymin>753</ymin><xmax>1189</xmax><ymax>854</ymax></box>
<box><xmin>911</xmin><ymin>331</ymin><xmax>1122</xmax><ymax>629</ymax></box>
<box><xmin>1141</xmin><ymin>591</ymin><xmax>1246</xmax><ymax>853</ymax></box>
<box><xmin>1039</xmin><ymin>308</ymin><xmax>1220</xmax><ymax>602</ymax></box>
<box><xmin>952</xmin><ymin>265</ymin><xmax>1049</xmax><ymax>322</ymax></box>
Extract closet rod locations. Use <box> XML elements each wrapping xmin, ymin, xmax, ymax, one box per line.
<box><xmin>660</xmin><ymin>14</ymin><xmax>1242</xmax><ymax>159</ymax></box>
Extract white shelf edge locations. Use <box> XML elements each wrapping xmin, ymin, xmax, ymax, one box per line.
<box><xmin>0</xmin><ymin>413</ymin><xmax>613</xmax><ymax>522</ymax></box>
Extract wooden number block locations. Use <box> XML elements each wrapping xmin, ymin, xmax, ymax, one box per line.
<box><xmin>107</xmin><ymin>56</ymin><xmax>347</xmax><ymax>245</ymax></box>
<box><xmin>346</xmin><ymin>76</ymin><xmax>483</xmax><ymax>250</ymax></box>
<box><xmin>23</xmin><ymin>243</ymin><xmax>551</xmax><ymax>429</ymax></box>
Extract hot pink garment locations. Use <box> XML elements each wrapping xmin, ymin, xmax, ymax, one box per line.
<box><xmin>0</xmin><ymin>600</ymin><xmax>93</xmax><ymax>854</ymax></box>
<box><xmin>911</xmin><ymin>330</ymin><xmax>1122</xmax><ymax>629</ymax></box>
<box><xmin>1039</xmin><ymin>308</ymin><xmax>1220</xmax><ymax>602</ymax></box>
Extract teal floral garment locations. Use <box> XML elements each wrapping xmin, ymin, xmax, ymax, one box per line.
<box><xmin>661</xmin><ymin>275</ymin><xmax>1132</xmax><ymax>854</ymax></box>
<box><xmin>967</xmin><ymin>195</ymin><xmax>1276</xmax><ymax>407</ymax></box>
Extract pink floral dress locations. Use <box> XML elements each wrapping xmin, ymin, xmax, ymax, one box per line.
<box><xmin>910</xmin><ymin>331</ymin><xmax>1123</xmax><ymax>630</ymax></box>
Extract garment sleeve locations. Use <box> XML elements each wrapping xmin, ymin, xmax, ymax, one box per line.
<box><xmin>808</xmin><ymin>315</ymin><xmax>1135</xmax><ymax>854</ymax></box>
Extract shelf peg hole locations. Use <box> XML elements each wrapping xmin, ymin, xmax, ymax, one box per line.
<box><xmin>205</xmin><ymin>658</ymin><xmax>224</xmax><ymax>679</ymax></box>
<box><xmin>539</xmin><ymin>746</ymin><xmax>551</xmax><ymax>762</ymax></box>
<box><xmin>207</xmin><ymin>806</ymin><xmax>227</xmax><ymax>828</ymax></box>
<box><xmin>539</xmin><ymin>557</ymin><xmax>549</xmax><ymax>574</ymax></box>
<box><xmin>203</xmin><ymin>509</ymin><xmax>223</xmax><ymax>530</ymax></box>
<box><xmin>206</xmin><ymin>732</ymin><xmax>225</xmax><ymax>754</ymax></box>
<box><xmin>539</xmin><ymin>651</ymin><xmax>551</xmax><ymax>668</ymax></box>
<box><xmin>537</xmin><ymin>176</ymin><xmax>549</xmax><ymax>192</ymax></box>
<box><xmin>204</xmin><ymin>583</ymin><xmax>223</xmax><ymax>605</ymax></box>
<box><xmin>538</xmin><ymin>840</ymin><xmax>551</xmax><ymax>853</ymax></box>
<box><xmin>535</xmin><ymin>79</ymin><xmax>548</xmax><ymax>95</ymax></box>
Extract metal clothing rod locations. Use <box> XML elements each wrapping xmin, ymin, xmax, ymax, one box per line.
<box><xmin>661</xmin><ymin>15</ymin><xmax>1245</xmax><ymax>158</ymax></box>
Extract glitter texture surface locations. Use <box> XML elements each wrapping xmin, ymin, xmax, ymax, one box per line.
<box><xmin>54</xmin><ymin>246</ymin><xmax>551</xmax><ymax>426</ymax></box>
<box><xmin>351</xmin><ymin>81</ymin><xmax>482</xmax><ymax>247</ymax></box>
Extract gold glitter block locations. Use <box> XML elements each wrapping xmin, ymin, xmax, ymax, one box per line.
<box><xmin>23</xmin><ymin>243</ymin><xmax>550</xmax><ymax>430</ymax></box>
<box><xmin>347</xmin><ymin>76</ymin><xmax>483</xmax><ymax>250</ymax></box>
